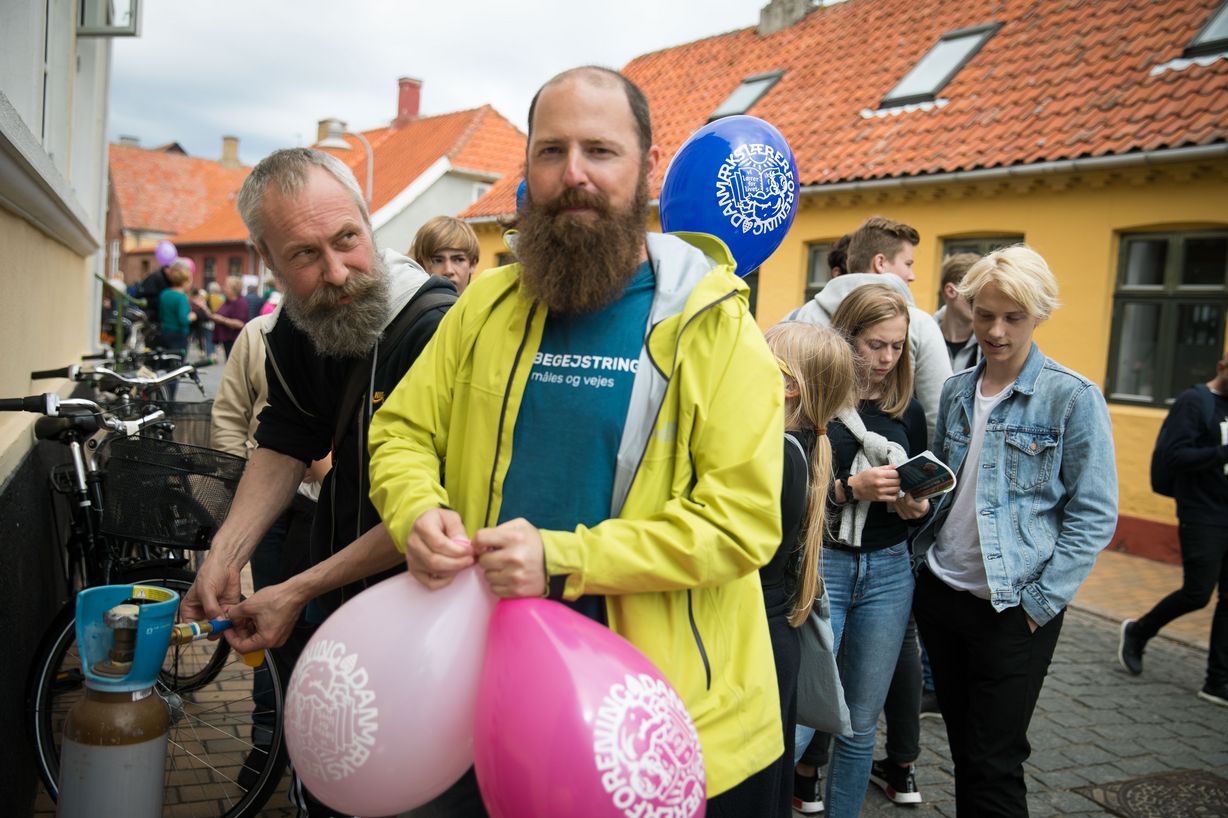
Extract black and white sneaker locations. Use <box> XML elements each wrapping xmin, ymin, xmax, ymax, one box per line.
<box><xmin>1198</xmin><ymin>683</ymin><xmax>1228</xmax><ymax>707</ymax></box>
<box><xmin>870</xmin><ymin>758</ymin><xmax>923</xmax><ymax>805</ymax></box>
<box><xmin>1118</xmin><ymin>619</ymin><xmax>1146</xmax><ymax>675</ymax></box>
<box><xmin>792</xmin><ymin>768</ymin><xmax>824</xmax><ymax>813</ymax></box>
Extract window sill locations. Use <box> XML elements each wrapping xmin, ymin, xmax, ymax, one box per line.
<box><xmin>0</xmin><ymin>92</ymin><xmax>101</xmax><ymax>256</ymax></box>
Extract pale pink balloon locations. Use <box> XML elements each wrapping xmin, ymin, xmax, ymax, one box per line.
<box><xmin>475</xmin><ymin>599</ymin><xmax>706</xmax><ymax>818</ymax></box>
<box><xmin>284</xmin><ymin>566</ymin><xmax>495</xmax><ymax>816</ymax></box>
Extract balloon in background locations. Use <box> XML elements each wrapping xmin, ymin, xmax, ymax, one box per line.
<box><xmin>475</xmin><ymin>599</ymin><xmax>706</xmax><ymax>818</ymax></box>
<box><xmin>178</xmin><ymin>257</ymin><xmax>196</xmax><ymax>276</ymax></box>
<box><xmin>515</xmin><ymin>179</ymin><xmax>527</xmax><ymax>212</ymax></box>
<box><xmin>154</xmin><ymin>240</ymin><xmax>177</xmax><ymax>267</ymax></box>
<box><xmin>284</xmin><ymin>567</ymin><xmax>496</xmax><ymax>816</ymax></box>
<box><xmin>659</xmin><ymin>115</ymin><xmax>799</xmax><ymax>276</ymax></box>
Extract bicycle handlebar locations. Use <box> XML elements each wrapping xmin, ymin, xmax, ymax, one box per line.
<box><xmin>0</xmin><ymin>395</ymin><xmax>58</xmax><ymax>414</ymax></box>
<box><xmin>30</xmin><ymin>363</ymin><xmax>197</xmax><ymax>389</ymax></box>
<box><xmin>30</xmin><ymin>365</ymin><xmax>79</xmax><ymax>380</ymax></box>
<box><xmin>0</xmin><ymin>394</ymin><xmax>166</xmax><ymax>437</ymax></box>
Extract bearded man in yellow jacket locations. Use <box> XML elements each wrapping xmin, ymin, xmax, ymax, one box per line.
<box><xmin>369</xmin><ymin>66</ymin><xmax>785</xmax><ymax>817</ymax></box>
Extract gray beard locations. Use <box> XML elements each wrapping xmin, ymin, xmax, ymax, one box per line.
<box><xmin>282</xmin><ymin>253</ymin><xmax>391</xmax><ymax>358</ymax></box>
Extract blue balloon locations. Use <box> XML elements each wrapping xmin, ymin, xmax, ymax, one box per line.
<box><xmin>515</xmin><ymin>179</ymin><xmax>527</xmax><ymax>213</ymax></box>
<box><xmin>659</xmin><ymin>115</ymin><xmax>799</xmax><ymax>276</ymax></box>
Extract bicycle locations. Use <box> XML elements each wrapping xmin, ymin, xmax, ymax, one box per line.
<box><xmin>4</xmin><ymin>378</ymin><xmax>290</xmax><ymax>817</ymax></box>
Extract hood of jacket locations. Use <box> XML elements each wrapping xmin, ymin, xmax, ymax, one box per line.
<box><xmin>791</xmin><ymin>272</ymin><xmax>916</xmax><ymax>324</ymax></box>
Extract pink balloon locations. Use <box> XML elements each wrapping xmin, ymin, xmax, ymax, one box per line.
<box><xmin>154</xmin><ymin>240</ymin><xmax>177</xmax><ymax>266</ymax></box>
<box><xmin>179</xmin><ymin>257</ymin><xmax>196</xmax><ymax>275</ymax></box>
<box><xmin>284</xmin><ymin>567</ymin><xmax>496</xmax><ymax>815</ymax></box>
<box><xmin>475</xmin><ymin>599</ymin><xmax>706</xmax><ymax>818</ymax></box>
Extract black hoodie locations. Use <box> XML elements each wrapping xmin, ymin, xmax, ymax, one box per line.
<box><xmin>1165</xmin><ymin>385</ymin><xmax>1228</xmax><ymax>526</ymax></box>
<box><xmin>255</xmin><ymin>272</ymin><xmax>455</xmax><ymax>613</ymax></box>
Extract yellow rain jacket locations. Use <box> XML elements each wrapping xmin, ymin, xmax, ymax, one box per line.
<box><xmin>368</xmin><ymin>232</ymin><xmax>784</xmax><ymax>796</ymax></box>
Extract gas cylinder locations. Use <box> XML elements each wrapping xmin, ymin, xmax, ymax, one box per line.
<box><xmin>56</xmin><ymin>584</ymin><xmax>179</xmax><ymax>818</ymax></box>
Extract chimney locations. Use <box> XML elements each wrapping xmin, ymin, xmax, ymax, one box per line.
<box><xmin>317</xmin><ymin>117</ymin><xmax>347</xmax><ymax>144</ymax></box>
<box><xmin>220</xmin><ymin>135</ymin><xmax>241</xmax><ymax>169</ymax></box>
<box><xmin>118</xmin><ymin>135</ymin><xmax>140</xmax><ymax>147</ymax></box>
<box><xmin>394</xmin><ymin>76</ymin><xmax>422</xmax><ymax>127</ymax></box>
<box><xmin>758</xmin><ymin>0</ymin><xmax>813</xmax><ymax>36</ymax></box>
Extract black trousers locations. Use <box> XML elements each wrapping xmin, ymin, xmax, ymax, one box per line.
<box><xmin>1134</xmin><ymin>521</ymin><xmax>1228</xmax><ymax>687</ymax></box>
<box><xmin>914</xmin><ymin>566</ymin><xmax>1063</xmax><ymax>818</ymax></box>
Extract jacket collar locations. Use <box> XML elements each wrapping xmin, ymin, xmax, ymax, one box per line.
<box><xmin>960</xmin><ymin>342</ymin><xmax>1044</xmax><ymax>399</ymax></box>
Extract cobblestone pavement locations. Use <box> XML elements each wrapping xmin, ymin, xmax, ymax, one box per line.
<box><xmin>854</xmin><ymin>607</ymin><xmax>1228</xmax><ymax>817</ymax></box>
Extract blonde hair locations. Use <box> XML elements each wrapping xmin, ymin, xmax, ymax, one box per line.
<box><xmin>167</xmin><ymin>260</ymin><xmax>192</xmax><ymax>287</ymax></box>
<box><xmin>764</xmin><ymin>322</ymin><xmax>857</xmax><ymax>626</ymax></box>
<box><xmin>411</xmin><ymin>216</ymin><xmax>480</xmax><ymax>266</ymax></box>
<box><xmin>957</xmin><ymin>244</ymin><xmax>1060</xmax><ymax>319</ymax></box>
<box><xmin>830</xmin><ymin>283</ymin><xmax>913</xmax><ymax>418</ymax></box>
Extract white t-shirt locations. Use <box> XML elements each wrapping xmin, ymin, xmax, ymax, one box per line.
<box><xmin>927</xmin><ymin>376</ymin><xmax>1011</xmax><ymax>598</ymax></box>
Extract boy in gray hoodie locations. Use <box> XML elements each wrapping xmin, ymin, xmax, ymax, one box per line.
<box><xmin>785</xmin><ymin>217</ymin><xmax>951</xmax><ymax>440</ymax></box>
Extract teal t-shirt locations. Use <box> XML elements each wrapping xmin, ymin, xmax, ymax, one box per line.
<box><xmin>158</xmin><ymin>288</ymin><xmax>192</xmax><ymax>334</ymax></box>
<box><xmin>499</xmin><ymin>262</ymin><xmax>655</xmax><ymax>621</ymax></box>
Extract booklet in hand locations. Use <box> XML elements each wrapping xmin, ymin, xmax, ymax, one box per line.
<box><xmin>896</xmin><ymin>450</ymin><xmax>957</xmax><ymax>501</ymax></box>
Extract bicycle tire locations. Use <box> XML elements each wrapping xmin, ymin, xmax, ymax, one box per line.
<box><xmin>26</xmin><ymin>568</ymin><xmax>289</xmax><ymax>817</ymax></box>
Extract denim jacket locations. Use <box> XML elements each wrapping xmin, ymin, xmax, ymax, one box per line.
<box><xmin>914</xmin><ymin>344</ymin><xmax>1118</xmax><ymax>626</ymax></box>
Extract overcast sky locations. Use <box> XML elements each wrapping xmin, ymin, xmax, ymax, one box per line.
<box><xmin>107</xmin><ymin>1</ymin><xmax>766</xmax><ymax>165</ymax></box>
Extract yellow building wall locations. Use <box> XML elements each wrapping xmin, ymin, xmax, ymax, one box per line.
<box><xmin>759</xmin><ymin>159</ymin><xmax>1228</xmax><ymax>528</ymax></box>
<box><xmin>0</xmin><ymin>212</ymin><xmax>94</xmax><ymax>480</ymax></box>
<box><xmin>470</xmin><ymin>158</ymin><xmax>1228</xmax><ymax>532</ymax></box>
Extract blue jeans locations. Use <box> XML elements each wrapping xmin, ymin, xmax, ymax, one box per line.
<box><xmin>794</xmin><ymin>542</ymin><xmax>914</xmax><ymax>818</ymax></box>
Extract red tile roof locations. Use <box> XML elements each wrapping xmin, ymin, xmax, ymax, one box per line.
<box><xmin>462</xmin><ymin>0</ymin><xmax>1228</xmax><ymax>219</ymax></box>
<box><xmin>140</xmin><ymin>105</ymin><xmax>525</xmax><ymax>245</ymax></box>
<box><xmin>318</xmin><ymin>105</ymin><xmax>525</xmax><ymax>215</ymax></box>
<box><xmin>109</xmin><ymin>143</ymin><xmax>249</xmax><ymax>236</ymax></box>
<box><xmin>171</xmin><ymin>197</ymin><xmax>248</xmax><ymax>246</ymax></box>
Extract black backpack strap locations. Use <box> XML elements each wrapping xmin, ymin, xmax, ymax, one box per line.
<box><xmin>333</xmin><ymin>285</ymin><xmax>457</xmax><ymax>445</ymax></box>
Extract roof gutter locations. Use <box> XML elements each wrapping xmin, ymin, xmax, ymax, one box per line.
<box><xmin>798</xmin><ymin>143</ymin><xmax>1228</xmax><ymax>194</ymax></box>
<box><xmin>465</xmin><ymin>144</ymin><xmax>1228</xmax><ymax>224</ymax></box>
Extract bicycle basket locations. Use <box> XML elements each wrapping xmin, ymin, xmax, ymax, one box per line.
<box><xmin>100</xmin><ymin>436</ymin><xmax>245</xmax><ymax>549</ymax></box>
<box><xmin>157</xmin><ymin>400</ymin><xmax>217</xmax><ymax>448</ymax></box>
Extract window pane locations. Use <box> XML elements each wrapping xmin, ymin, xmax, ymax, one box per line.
<box><xmin>1168</xmin><ymin>302</ymin><xmax>1226</xmax><ymax>399</ymax></box>
<box><xmin>1111</xmin><ymin>302</ymin><xmax>1161</xmax><ymax>399</ymax></box>
<box><xmin>807</xmin><ymin>244</ymin><xmax>831</xmax><ymax>288</ymax></box>
<box><xmin>1122</xmin><ymin>239</ymin><xmax>1166</xmax><ymax>287</ymax></box>
<box><xmin>1181</xmin><ymin>237</ymin><xmax>1227</xmax><ymax>287</ymax></box>
<box><xmin>1192</xmin><ymin>4</ymin><xmax>1228</xmax><ymax>47</ymax></box>
<box><xmin>711</xmin><ymin>76</ymin><xmax>778</xmax><ymax>119</ymax></box>
<box><xmin>884</xmin><ymin>28</ymin><xmax>994</xmax><ymax>104</ymax></box>
<box><xmin>229</xmin><ymin>257</ymin><xmax>242</xmax><ymax>275</ymax></box>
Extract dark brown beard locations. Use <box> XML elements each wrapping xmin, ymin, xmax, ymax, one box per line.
<box><xmin>281</xmin><ymin>252</ymin><xmax>390</xmax><ymax>358</ymax></box>
<box><xmin>515</xmin><ymin>174</ymin><xmax>649</xmax><ymax>314</ymax></box>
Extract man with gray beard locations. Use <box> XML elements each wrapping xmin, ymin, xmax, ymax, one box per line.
<box><xmin>181</xmin><ymin>147</ymin><xmax>455</xmax><ymax>657</ymax></box>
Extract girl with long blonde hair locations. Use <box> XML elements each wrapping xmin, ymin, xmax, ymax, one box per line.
<box><xmin>761</xmin><ymin>321</ymin><xmax>856</xmax><ymax>818</ymax></box>
<box><xmin>793</xmin><ymin>282</ymin><xmax>931</xmax><ymax>818</ymax></box>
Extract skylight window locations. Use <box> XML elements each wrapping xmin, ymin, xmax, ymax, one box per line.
<box><xmin>1185</xmin><ymin>2</ymin><xmax>1228</xmax><ymax>58</ymax></box>
<box><xmin>881</xmin><ymin>23</ymin><xmax>1000</xmax><ymax>108</ymax></box>
<box><xmin>710</xmin><ymin>71</ymin><xmax>783</xmax><ymax>120</ymax></box>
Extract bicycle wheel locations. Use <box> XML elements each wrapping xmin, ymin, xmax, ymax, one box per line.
<box><xmin>26</xmin><ymin>568</ymin><xmax>289</xmax><ymax>817</ymax></box>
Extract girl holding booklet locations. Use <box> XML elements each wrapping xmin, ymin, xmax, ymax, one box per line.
<box><xmin>761</xmin><ymin>322</ymin><xmax>857</xmax><ymax>818</ymax></box>
<box><xmin>912</xmin><ymin>246</ymin><xmax>1117</xmax><ymax>816</ymax></box>
<box><xmin>793</xmin><ymin>283</ymin><xmax>931</xmax><ymax>818</ymax></box>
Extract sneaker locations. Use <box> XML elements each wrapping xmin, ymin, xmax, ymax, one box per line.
<box><xmin>1118</xmin><ymin>619</ymin><xmax>1145</xmax><ymax>675</ymax></box>
<box><xmin>792</xmin><ymin>768</ymin><xmax>824</xmax><ymax>813</ymax></box>
<box><xmin>237</xmin><ymin>744</ymin><xmax>271</xmax><ymax>790</ymax></box>
<box><xmin>1198</xmin><ymin>683</ymin><xmax>1228</xmax><ymax>707</ymax></box>
<box><xmin>919</xmin><ymin>689</ymin><xmax>941</xmax><ymax>720</ymax></box>
<box><xmin>870</xmin><ymin>758</ymin><xmax>923</xmax><ymax>805</ymax></box>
